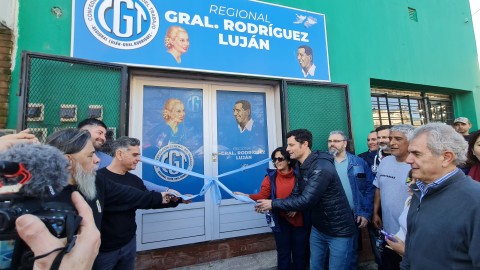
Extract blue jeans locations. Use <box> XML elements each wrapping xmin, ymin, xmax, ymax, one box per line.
<box><xmin>272</xmin><ymin>217</ymin><xmax>309</xmax><ymax>270</ymax></box>
<box><xmin>310</xmin><ymin>226</ymin><xmax>354</xmax><ymax>270</ymax></box>
<box><xmin>349</xmin><ymin>227</ymin><xmax>360</xmax><ymax>269</ymax></box>
<box><xmin>93</xmin><ymin>236</ymin><xmax>136</xmax><ymax>270</ymax></box>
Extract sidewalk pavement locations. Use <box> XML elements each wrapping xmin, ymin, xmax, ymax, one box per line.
<box><xmin>172</xmin><ymin>250</ymin><xmax>377</xmax><ymax>270</ymax></box>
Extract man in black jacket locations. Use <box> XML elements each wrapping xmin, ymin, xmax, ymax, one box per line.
<box><xmin>256</xmin><ymin>129</ymin><xmax>356</xmax><ymax>270</ymax></box>
<box><xmin>93</xmin><ymin>136</ymin><xmax>180</xmax><ymax>270</ymax></box>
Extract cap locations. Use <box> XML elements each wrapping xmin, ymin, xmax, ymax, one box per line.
<box><xmin>453</xmin><ymin>117</ymin><xmax>470</xmax><ymax>124</ymax></box>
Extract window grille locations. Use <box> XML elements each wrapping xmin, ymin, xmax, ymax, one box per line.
<box><xmin>371</xmin><ymin>87</ymin><xmax>453</xmax><ymax>128</ymax></box>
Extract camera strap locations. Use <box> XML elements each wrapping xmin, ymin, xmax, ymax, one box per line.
<box><xmin>32</xmin><ymin>212</ymin><xmax>82</xmax><ymax>270</ymax></box>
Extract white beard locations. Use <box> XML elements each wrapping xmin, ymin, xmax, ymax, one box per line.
<box><xmin>74</xmin><ymin>162</ymin><xmax>98</xmax><ymax>201</ymax></box>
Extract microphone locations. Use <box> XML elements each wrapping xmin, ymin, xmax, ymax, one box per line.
<box><xmin>0</xmin><ymin>161</ymin><xmax>20</xmax><ymax>175</ymax></box>
<box><xmin>0</xmin><ymin>143</ymin><xmax>70</xmax><ymax>198</ymax></box>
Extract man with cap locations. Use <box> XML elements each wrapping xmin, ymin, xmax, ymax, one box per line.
<box><xmin>453</xmin><ymin>117</ymin><xmax>472</xmax><ymax>141</ymax></box>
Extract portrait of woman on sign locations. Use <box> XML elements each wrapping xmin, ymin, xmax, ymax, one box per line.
<box><xmin>164</xmin><ymin>26</ymin><xmax>190</xmax><ymax>64</ymax></box>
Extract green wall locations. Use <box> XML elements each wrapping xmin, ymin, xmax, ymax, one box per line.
<box><xmin>8</xmin><ymin>0</ymin><xmax>72</xmax><ymax>128</ymax></box>
<box><xmin>266</xmin><ymin>0</ymin><xmax>480</xmax><ymax>152</ymax></box>
<box><xmin>8</xmin><ymin>0</ymin><xmax>480</xmax><ymax>153</ymax></box>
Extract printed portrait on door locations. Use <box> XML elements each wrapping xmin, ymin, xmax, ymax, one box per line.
<box><xmin>142</xmin><ymin>86</ymin><xmax>204</xmax><ymax>200</ymax></box>
<box><xmin>216</xmin><ymin>91</ymin><xmax>269</xmax><ymax>197</ymax></box>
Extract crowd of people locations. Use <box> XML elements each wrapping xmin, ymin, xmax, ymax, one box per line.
<box><xmin>0</xmin><ymin>116</ymin><xmax>479</xmax><ymax>270</ymax></box>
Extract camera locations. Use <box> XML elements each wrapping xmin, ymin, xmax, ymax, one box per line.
<box><xmin>0</xmin><ymin>162</ymin><xmax>79</xmax><ymax>269</ymax></box>
<box><xmin>0</xmin><ymin>198</ymin><xmax>77</xmax><ymax>238</ymax></box>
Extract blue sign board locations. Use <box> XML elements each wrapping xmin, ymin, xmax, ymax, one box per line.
<box><xmin>73</xmin><ymin>0</ymin><xmax>330</xmax><ymax>81</ymax></box>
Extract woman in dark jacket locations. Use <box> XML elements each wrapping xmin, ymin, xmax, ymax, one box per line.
<box><xmin>234</xmin><ymin>147</ymin><xmax>309</xmax><ymax>270</ymax></box>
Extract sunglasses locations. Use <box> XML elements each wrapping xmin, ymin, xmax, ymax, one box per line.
<box><xmin>272</xmin><ymin>157</ymin><xmax>286</xmax><ymax>163</ymax></box>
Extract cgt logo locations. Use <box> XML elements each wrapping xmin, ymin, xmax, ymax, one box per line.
<box><xmin>154</xmin><ymin>144</ymin><xmax>194</xmax><ymax>182</ymax></box>
<box><xmin>84</xmin><ymin>0</ymin><xmax>159</xmax><ymax>50</ymax></box>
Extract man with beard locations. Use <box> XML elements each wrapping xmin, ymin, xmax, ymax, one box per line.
<box><xmin>78</xmin><ymin>118</ymin><xmax>170</xmax><ymax>193</ymax></box>
<box><xmin>372</xmin><ymin>124</ymin><xmax>414</xmax><ymax>270</ymax></box>
<box><xmin>45</xmin><ymin>129</ymin><xmax>180</xmax><ymax>229</ymax></box>
<box><xmin>78</xmin><ymin>118</ymin><xmax>111</xmax><ymax>169</ymax></box>
<box><xmin>453</xmin><ymin>117</ymin><xmax>473</xmax><ymax>141</ymax></box>
<box><xmin>372</xmin><ymin>125</ymin><xmax>392</xmax><ymax>174</ymax></box>
<box><xmin>256</xmin><ymin>129</ymin><xmax>356</xmax><ymax>270</ymax></box>
<box><xmin>328</xmin><ymin>130</ymin><xmax>375</xmax><ymax>269</ymax></box>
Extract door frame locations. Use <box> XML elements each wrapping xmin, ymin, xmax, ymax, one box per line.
<box><xmin>129</xmin><ymin>73</ymin><xmax>283</xmax><ymax>250</ymax></box>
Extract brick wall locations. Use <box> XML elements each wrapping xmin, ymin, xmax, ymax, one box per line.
<box><xmin>135</xmin><ymin>228</ymin><xmax>375</xmax><ymax>269</ymax></box>
<box><xmin>0</xmin><ymin>26</ymin><xmax>12</xmax><ymax>129</ymax></box>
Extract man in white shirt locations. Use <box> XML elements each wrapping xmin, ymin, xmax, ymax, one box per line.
<box><xmin>372</xmin><ymin>124</ymin><xmax>414</xmax><ymax>270</ymax></box>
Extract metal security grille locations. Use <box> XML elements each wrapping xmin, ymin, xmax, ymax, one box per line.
<box><xmin>18</xmin><ymin>52</ymin><xmax>128</xmax><ymax>142</ymax></box>
<box><xmin>283</xmin><ymin>82</ymin><xmax>352</xmax><ymax>152</ymax></box>
<box><xmin>371</xmin><ymin>87</ymin><xmax>453</xmax><ymax>128</ymax></box>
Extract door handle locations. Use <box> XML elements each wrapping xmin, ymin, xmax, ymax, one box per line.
<box><xmin>212</xmin><ymin>152</ymin><xmax>218</xmax><ymax>162</ymax></box>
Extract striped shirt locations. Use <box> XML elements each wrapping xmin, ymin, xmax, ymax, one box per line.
<box><xmin>416</xmin><ymin>168</ymin><xmax>459</xmax><ymax>202</ymax></box>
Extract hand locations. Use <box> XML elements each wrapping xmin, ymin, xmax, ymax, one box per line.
<box><xmin>182</xmin><ymin>194</ymin><xmax>193</xmax><ymax>204</ymax></box>
<box><xmin>166</xmin><ymin>188</ymin><xmax>180</xmax><ymax>196</ymax></box>
<box><xmin>286</xmin><ymin>211</ymin><xmax>297</xmax><ymax>218</ymax></box>
<box><xmin>0</xmin><ymin>129</ymin><xmax>39</xmax><ymax>152</ymax></box>
<box><xmin>233</xmin><ymin>191</ymin><xmax>248</xmax><ymax>197</ymax></box>
<box><xmin>372</xmin><ymin>213</ymin><xmax>383</xmax><ymax>229</ymax></box>
<box><xmin>255</xmin><ymin>199</ymin><xmax>272</xmax><ymax>213</ymax></box>
<box><xmin>160</xmin><ymin>191</ymin><xmax>172</xmax><ymax>203</ymax></box>
<box><xmin>16</xmin><ymin>191</ymin><xmax>100</xmax><ymax>270</ymax></box>
<box><xmin>386</xmin><ymin>236</ymin><xmax>405</xmax><ymax>256</ymax></box>
<box><xmin>166</xmin><ymin>189</ymin><xmax>181</xmax><ymax>203</ymax></box>
<box><xmin>357</xmin><ymin>216</ymin><xmax>368</xmax><ymax>228</ymax></box>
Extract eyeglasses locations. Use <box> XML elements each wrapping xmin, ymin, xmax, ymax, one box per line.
<box><xmin>272</xmin><ymin>157</ymin><xmax>286</xmax><ymax>163</ymax></box>
<box><xmin>327</xmin><ymin>140</ymin><xmax>345</xmax><ymax>144</ymax></box>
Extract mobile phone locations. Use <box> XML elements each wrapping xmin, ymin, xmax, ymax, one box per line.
<box><xmin>380</xmin><ymin>229</ymin><xmax>398</xmax><ymax>242</ymax></box>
